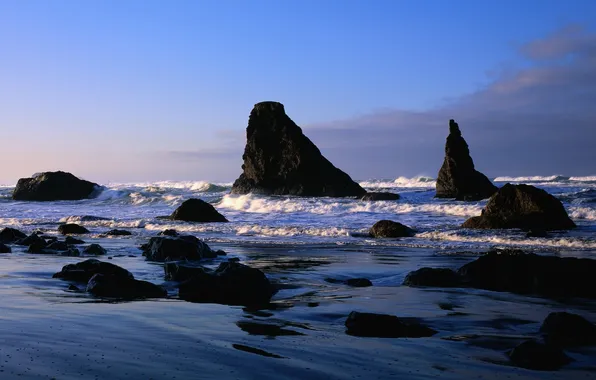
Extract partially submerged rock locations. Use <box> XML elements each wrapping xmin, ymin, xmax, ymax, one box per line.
<box><xmin>142</xmin><ymin>235</ymin><xmax>214</xmax><ymax>262</ymax></box>
<box><xmin>12</xmin><ymin>171</ymin><xmax>100</xmax><ymax>201</ymax></box>
<box><xmin>58</xmin><ymin>223</ymin><xmax>90</xmax><ymax>235</ymax></box>
<box><xmin>164</xmin><ymin>261</ymin><xmax>208</xmax><ymax>282</ymax></box>
<box><xmin>170</xmin><ymin>199</ymin><xmax>228</xmax><ymax>223</ymax></box>
<box><xmin>159</xmin><ymin>229</ymin><xmax>179</xmax><ymax>237</ymax></box>
<box><xmin>52</xmin><ymin>259</ymin><xmax>133</xmax><ymax>282</ymax></box>
<box><xmin>435</xmin><ymin>119</ymin><xmax>497</xmax><ymax>201</ymax></box>
<box><xmin>104</xmin><ymin>229</ymin><xmax>132</xmax><ymax>236</ymax></box>
<box><xmin>540</xmin><ymin>312</ymin><xmax>596</xmax><ymax>347</ymax></box>
<box><xmin>0</xmin><ymin>243</ymin><xmax>11</xmax><ymax>253</ymax></box>
<box><xmin>178</xmin><ymin>261</ymin><xmax>276</xmax><ymax>306</ymax></box>
<box><xmin>83</xmin><ymin>244</ymin><xmax>107</xmax><ymax>255</ymax></box>
<box><xmin>65</xmin><ymin>236</ymin><xmax>85</xmax><ymax>245</ymax></box>
<box><xmin>17</xmin><ymin>233</ymin><xmax>46</xmax><ymax>247</ymax></box>
<box><xmin>369</xmin><ymin>220</ymin><xmax>415</xmax><ymax>238</ymax></box>
<box><xmin>360</xmin><ymin>192</ymin><xmax>400</xmax><ymax>201</ymax></box>
<box><xmin>87</xmin><ymin>273</ymin><xmax>166</xmax><ymax>299</ymax></box>
<box><xmin>324</xmin><ymin>277</ymin><xmax>373</xmax><ymax>287</ymax></box>
<box><xmin>462</xmin><ymin>184</ymin><xmax>576</xmax><ymax>231</ymax></box>
<box><xmin>345</xmin><ymin>311</ymin><xmax>437</xmax><ymax>338</ymax></box>
<box><xmin>231</xmin><ymin>101</ymin><xmax>366</xmax><ymax>197</ymax></box>
<box><xmin>0</xmin><ymin>227</ymin><xmax>27</xmax><ymax>243</ymax></box>
<box><xmin>403</xmin><ymin>268</ymin><xmax>461</xmax><ymax>287</ymax></box>
<box><xmin>508</xmin><ymin>340</ymin><xmax>572</xmax><ymax>371</ymax></box>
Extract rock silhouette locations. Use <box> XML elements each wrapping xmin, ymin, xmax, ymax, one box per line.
<box><xmin>13</xmin><ymin>171</ymin><xmax>100</xmax><ymax>201</ymax></box>
<box><xmin>170</xmin><ymin>199</ymin><xmax>228</xmax><ymax>223</ymax></box>
<box><xmin>436</xmin><ymin>120</ymin><xmax>497</xmax><ymax>201</ymax></box>
<box><xmin>231</xmin><ymin>101</ymin><xmax>366</xmax><ymax>197</ymax></box>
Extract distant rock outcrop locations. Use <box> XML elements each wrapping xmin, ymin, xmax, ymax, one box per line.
<box><xmin>462</xmin><ymin>184</ymin><xmax>576</xmax><ymax>230</ymax></box>
<box><xmin>435</xmin><ymin>120</ymin><xmax>497</xmax><ymax>201</ymax></box>
<box><xmin>12</xmin><ymin>171</ymin><xmax>100</xmax><ymax>201</ymax></box>
<box><xmin>170</xmin><ymin>199</ymin><xmax>228</xmax><ymax>223</ymax></box>
<box><xmin>231</xmin><ymin>102</ymin><xmax>366</xmax><ymax>197</ymax></box>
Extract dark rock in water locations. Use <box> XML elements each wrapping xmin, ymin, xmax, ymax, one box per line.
<box><xmin>360</xmin><ymin>192</ymin><xmax>400</xmax><ymax>201</ymax></box>
<box><xmin>508</xmin><ymin>340</ymin><xmax>572</xmax><ymax>371</ymax></box>
<box><xmin>0</xmin><ymin>243</ymin><xmax>11</xmax><ymax>253</ymax></box>
<box><xmin>68</xmin><ymin>284</ymin><xmax>80</xmax><ymax>291</ymax></box>
<box><xmin>27</xmin><ymin>240</ymin><xmax>49</xmax><ymax>253</ymax></box>
<box><xmin>403</xmin><ymin>268</ymin><xmax>462</xmax><ymax>287</ymax></box>
<box><xmin>540</xmin><ymin>312</ymin><xmax>596</xmax><ymax>347</ymax></box>
<box><xmin>44</xmin><ymin>236</ymin><xmax>58</xmax><ymax>244</ymax></box>
<box><xmin>164</xmin><ymin>261</ymin><xmax>209</xmax><ymax>282</ymax></box>
<box><xmin>52</xmin><ymin>259</ymin><xmax>133</xmax><ymax>283</ymax></box>
<box><xmin>64</xmin><ymin>215</ymin><xmax>110</xmax><ymax>222</ymax></box>
<box><xmin>215</xmin><ymin>249</ymin><xmax>227</xmax><ymax>256</ymax></box>
<box><xmin>12</xmin><ymin>171</ymin><xmax>100</xmax><ymax>201</ymax></box>
<box><xmin>369</xmin><ymin>220</ymin><xmax>415</xmax><ymax>238</ymax></box>
<box><xmin>526</xmin><ymin>229</ymin><xmax>548</xmax><ymax>238</ymax></box>
<box><xmin>159</xmin><ymin>229</ymin><xmax>179</xmax><ymax>237</ymax></box>
<box><xmin>345</xmin><ymin>311</ymin><xmax>437</xmax><ymax>338</ymax></box>
<box><xmin>58</xmin><ymin>224</ymin><xmax>90</xmax><ymax>235</ymax></box>
<box><xmin>178</xmin><ymin>261</ymin><xmax>276</xmax><ymax>306</ymax></box>
<box><xmin>170</xmin><ymin>199</ymin><xmax>228</xmax><ymax>223</ymax></box>
<box><xmin>86</xmin><ymin>273</ymin><xmax>166</xmax><ymax>299</ymax></box>
<box><xmin>435</xmin><ymin>120</ymin><xmax>497</xmax><ymax>201</ymax></box>
<box><xmin>104</xmin><ymin>229</ymin><xmax>132</xmax><ymax>236</ymax></box>
<box><xmin>17</xmin><ymin>233</ymin><xmax>46</xmax><ymax>247</ymax></box>
<box><xmin>462</xmin><ymin>184</ymin><xmax>576</xmax><ymax>231</ymax></box>
<box><xmin>83</xmin><ymin>244</ymin><xmax>107</xmax><ymax>255</ymax></box>
<box><xmin>142</xmin><ymin>235</ymin><xmax>214</xmax><ymax>262</ymax></box>
<box><xmin>0</xmin><ymin>227</ymin><xmax>27</xmax><ymax>243</ymax></box>
<box><xmin>231</xmin><ymin>101</ymin><xmax>366</xmax><ymax>197</ymax></box>
<box><xmin>325</xmin><ymin>277</ymin><xmax>373</xmax><ymax>287</ymax></box>
<box><xmin>457</xmin><ymin>250</ymin><xmax>596</xmax><ymax>298</ymax></box>
<box><xmin>43</xmin><ymin>241</ymin><xmax>69</xmax><ymax>252</ymax></box>
<box><xmin>65</xmin><ymin>236</ymin><xmax>85</xmax><ymax>245</ymax></box>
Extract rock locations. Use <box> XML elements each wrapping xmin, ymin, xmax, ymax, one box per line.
<box><xmin>360</xmin><ymin>192</ymin><xmax>400</xmax><ymax>201</ymax></box>
<box><xmin>0</xmin><ymin>243</ymin><xmax>11</xmax><ymax>253</ymax></box>
<box><xmin>86</xmin><ymin>273</ymin><xmax>166</xmax><ymax>299</ymax></box>
<box><xmin>68</xmin><ymin>284</ymin><xmax>80</xmax><ymax>291</ymax></box>
<box><xmin>43</xmin><ymin>236</ymin><xmax>58</xmax><ymax>244</ymax></box>
<box><xmin>403</xmin><ymin>268</ymin><xmax>462</xmax><ymax>287</ymax></box>
<box><xmin>215</xmin><ymin>249</ymin><xmax>227</xmax><ymax>256</ymax></box>
<box><xmin>345</xmin><ymin>311</ymin><xmax>437</xmax><ymax>338</ymax></box>
<box><xmin>435</xmin><ymin>120</ymin><xmax>498</xmax><ymax>201</ymax></box>
<box><xmin>508</xmin><ymin>340</ymin><xmax>572</xmax><ymax>371</ymax></box>
<box><xmin>58</xmin><ymin>223</ymin><xmax>90</xmax><ymax>235</ymax></box>
<box><xmin>52</xmin><ymin>259</ymin><xmax>133</xmax><ymax>283</ymax></box>
<box><xmin>83</xmin><ymin>244</ymin><xmax>107</xmax><ymax>255</ymax></box>
<box><xmin>12</xmin><ymin>171</ymin><xmax>101</xmax><ymax>201</ymax></box>
<box><xmin>46</xmin><ymin>241</ymin><xmax>69</xmax><ymax>251</ymax></box>
<box><xmin>164</xmin><ymin>261</ymin><xmax>208</xmax><ymax>282</ymax></box>
<box><xmin>178</xmin><ymin>261</ymin><xmax>276</xmax><ymax>306</ymax></box>
<box><xmin>170</xmin><ymin>199</ymin><xmax>228</xmax><ymax>223</ymax></box>
<box><xmin>104</xmin><ymin>229</ymin><xmax>132</xmax><ymax>236</ymax></box>
<box><xmin>141</xmin><ymin>236</ymin><xmax>214</xmax><ymax>262</ymax></box>
<box><xmin>526</xmin><ymin>229</ymin><xmax>548</xmax><ymax>238</ymax></box>
<box><xmin>325</xmin><ymin>278</ymin><xmax>373</xmax><ymax>287</ymax></box>
<box><xmin>462</xmin><ymin>184</ymin><xmax>576</xmax><ymax>231</ymax></box>
<box><xmin>540</xmin><ymin>312</ymin><xmax>596</xmax><ymax>347</ymax></box>
<box><xmin>65</xmin><ymin>236</ymin><xmax>85</xmax><ymax>245</ymax></box>
<box><xmin>27</xmin><ymin>240</ymin><xmax>49</xmax><ymax>253</ymax></box>
<box><xmin>17</xmin><ymin>233</ymin><xmax>47</xmax><ymax>247</ymax></box>
<box><xmin>0</xmin><ymin>227</ymin><xmax>27</xmax><ymax>243</ymax></box>
<box><xmin>231</xmin><ymin>101</ymin><xmax>366</xmax><ymax>197</ymax></box>
<box><xmin>58</xmin><ymin>248</ymin><xmax>80</xmax><ymax>257</ymax></box>
<box><xmin>457</xmin><ymin>250</ymin><xmax>596</xmax><ymax>298</ymax></box>
<box><xmin>369</xmin><ymin>220</ymin><xmax>415</xmax><ymax>238</ymax></box>
<box><xmin>159</xmin><ymin>229</ymin><xmax>179</xmax><ymax>237</ymax></box>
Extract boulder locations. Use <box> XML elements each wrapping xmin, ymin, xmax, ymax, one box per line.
<box><xmin>164</xmin><ymin>261</ymin><xmax>209</xmax><ymax>282</ymax></box>
<box><xmin>369</xmin><ymin>220</ymin><xmax>415</xmax><ymax>238</ymax></box>
<box><xmin>12</xmin><ymin>171</ymin><xmax>100</xmax><ymax>201</ymax></box>
<box><xmin>435</xmin><ymin>120</ymin><xmax>497</xmax><ymax>201</ymax></box>
<box><xmin>52</xmin><ymin>259</ymin><xmax>133</xmax><ymax>283</ymax></box>
<box><xmin>457</xmin><ymin>250</ymin><xmax>596</xmax><ymax>299</ymax></box>
<box><xmin>403</xmin><ymin>268</ymin><xmax>462</xmax><ymax>287</ymax></box>
<box><xmin>508</xmin><ymin>340</ymin><xmax>572</xmax><ymax>371</ymax></box>
<box><xmin>46</xmin><ymin>241</ymin><xmax>69</xmax><ymax>251</ymax></box>
<box><xmin>540</xmin><ymin>312</ymin><xmax>596</xmax><ymax>347</ymax></box>
<box><xmin>159</xmin><ymin>229</ymin><xmax>179</xmax><ymax>237</ymax></box>
<box><xmin>0</xmin><ymin>243</ymin><xmax>11</xmax><ymax>253</ymax></box>
<box><xmin>17</xmin><ymin>233</ymin><xmax>47</xmax><ymax>247</ymax></box>
<box><xmin>58</xmin><ymin>224</ymin><xmax>90</xmax><ymax>235</ymax></box>
<box><xmin>231</xmin><ymin>101</ymin><xmax>366</xmax><ymax>197</ymax></box>
<box><xmin>178</xmin><ymin>261</ymin><xmax>276</xmax><ymax>306</ymax></box>
<box><xmin>141</xmin><ymin>235</ymin><xmax>214</xmax><ymax>262</ymax></box>
<box><xmin>86</xmin><ymin>273</ymin><xmax>166</xmax><ymax>299</ymax></box>
<box><xmin>83</xmin><ymin>244</ymin><xmax>107</xmax><ymax>255</ymax></box>
<box><xmin>65</xmin><ymin>236</ymin><xmax>85</xmax><ymax>245</ymax></box>
<box><xmin>345</xmin><ymin>311</ymin><xmax>437</xmax><ymax>338</ymax></box>
<box><xmin>360</xmin><ymin>192</ymin><xmax>400</xmax><ymax>201</ymax></box>
<box><xmin>104</xmin><ymin>229</ymin><xmax>132</xmax><ymax>236</ymax></box>
<box><xmin>462</xmin><ymin>184</ymin><xmax>576</xmax><ymax>231</ymax></box>
<box><xmin>0</xmin><ymin>227</ymin><xmax>27</xmax><ymax>243</ymax></box>
<box><xmin>170</xmin><ymin>199</ymin><xmax>228</xmax><ymax>223</ymax></box>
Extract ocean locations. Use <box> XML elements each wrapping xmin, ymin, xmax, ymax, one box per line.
<box><xmin>0</xmin><ymin>175</ymin><xmax>595</xmax><ymax>379</ymax></box>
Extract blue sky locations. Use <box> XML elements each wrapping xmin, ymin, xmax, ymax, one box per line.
<box><xmin>1</xmin><ymin>0</ymin><xmax>595</xmax><ymax>184</ymax></box>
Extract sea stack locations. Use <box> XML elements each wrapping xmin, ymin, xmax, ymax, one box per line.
<box><xmin>13</xmin><ymin>171</ymin><xmax>101</xmax><ymax>201</ymax></box>
<box><xmin>435</xmin><ymin>120</ymin><xmax>497</xmax><ymax>201</ymax></box>
<box><xmin>231</xmin><ymin>101</ymin><xmax>366</xmax><ymax>197</ymax></box>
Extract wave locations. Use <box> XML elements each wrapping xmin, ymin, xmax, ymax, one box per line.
<box><xmin>570</xmin><ymin>207</ymin><xmax>596</xmax><ymax>220</ymax></box>
<box><xmin>570</xmin><ymin>176</ymin><xmax>596</xmax><ymax>182</ymax></box>
<box><xmin>360</xmin><ymin>176</ymin><xmax>436</xmax><ymax>189</ymax></box>
<box><xmin>218</xmin><ymin>194</ymin><xmax>482</xmax><ymax>217</ymax></box>
<box><xmin>493</xmin><ymin>175</ymin><xmax>570</xmax><ymax>183</ymax></box>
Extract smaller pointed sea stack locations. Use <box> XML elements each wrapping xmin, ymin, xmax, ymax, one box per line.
<box><xmin>435</xmin><ymin>120</ymin><xmax>497</xmax><ymax>201</ymax></box>
<box><xmin>13</xmin><ymin>171</ymin><xmax>100</xmax><ymax>201</ymax></box>
<box><xmin>231</xmin><ymin>102</ymin><xmax>366</xmax><ymax>197</ymax></box>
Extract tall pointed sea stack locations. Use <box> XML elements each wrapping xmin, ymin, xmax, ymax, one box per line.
<box><xmin>231</xmin><ymin>102</ymin><xmax>366</xmax><ymax>197</ymax></box>
<box><xmin>435</xmin><ymin>119</ymin><xmax>497</xmax><ymax>201</ymax></box>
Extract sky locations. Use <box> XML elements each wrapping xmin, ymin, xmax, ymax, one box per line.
<box><xmin>1</xmin><ymin>0</ymin><xmax>595</xmax><ymax>184</ymax></box>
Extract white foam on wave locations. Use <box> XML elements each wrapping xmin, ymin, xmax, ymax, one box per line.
<box><xmin>218</xmin><ymin>194</ymin><xmax>482</xmax><ymax>217</ymax></box>
<box><xmin>109</xmin><ymin>181</ymin><xmax>231</xmax><ymax>193</ymax></box>
<box><xmin>570</xmin><ymin>176</ymin><xmax>596</xmax><ymax>182</ymax></box>
<box><xmin>417</xmin><ymin>230</ymin><xmax>596</xmax><ymax>249</ymax></box>
<box><xmin>570</xmin><ymin>207</ymin><xmax>596</xmax><ymax>220</ymax></box>
<box><xmin>360</xmin><ymin>176</ymin><xmax>436</xmax><ymax>189</ymax></box>
<box><xmin>493</xmin><ymin>175</ymin><xmax>568</xmax><ymax>182</ymax></box>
